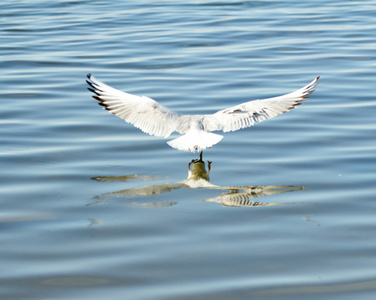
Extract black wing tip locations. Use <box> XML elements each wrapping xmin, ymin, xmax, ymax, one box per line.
<box><xmin>87</xmin><ymin>87</ymin><xmax>101</xmax><ymax>96</ymax></box>
<box><xmin>86</xmin><ymin>79</ymin><xmax>103</xmax><ymax>93</ymax></box>
<box><xmin>92</xmin><ymin>95</ymin><xmax>108</xmax><ymax>108</ymax></box>
<box><xmin>92</xmin><ymin>95</ymin><xmax>102</xmax><ymax>102</ymax></box>
<box><xmin>86</xmin><ymin>74</ymin><xmax>108</xmax><ymax>108</ymax></box>
<box><xmin>312</xmin><ymin>76</ymin><xmax>320</xmax><ymax>86</ymax></box>
<box><xmin>304</xmin><ymin>76</ymin><xmax>320</xmax><ymax>93</ymax></box>
<box><xmin>86</xmin><ymin>80</ymin><xmax>96</xmax><ymax>89</ymax></box>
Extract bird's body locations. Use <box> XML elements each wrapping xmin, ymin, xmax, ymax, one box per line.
<box><xmin>166</xmin><ymin>119</ymin><xmax>223</xmax><ymax>151</ymax></box>
<box><xmin>87</xmin><ymin>74</ymin><xmax>319</xmax><ymax>152</ymax></box>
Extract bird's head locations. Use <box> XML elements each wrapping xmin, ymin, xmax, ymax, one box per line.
<box><xmin>187</xmin><ymin>152</ymin><xmax>212</xmax><ymax>181</ymax></box>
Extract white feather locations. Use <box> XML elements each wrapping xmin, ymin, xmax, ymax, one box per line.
<box><xmin>87</xmin><ymin>74</ymin><xmax>180</xmax><ymax>138</ymax></box>
<box><xmin>87</xmin><ymin>74</ymin><xmax>319</xmax><ymax>152</ymax></box>
<box><xmin>202</xmin><ymin>76</ymin><xmax>319</xmax><ymax>132</ymax></box>
<box><xmin>167</xmin><ymin>129</ymin><xmax>223</xmax><ymax>152</ymax></box>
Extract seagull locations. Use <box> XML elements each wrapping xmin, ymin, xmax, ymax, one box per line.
<box><xmin>86</xmin><ymin>74</ymin><xmax>319</xmax><ymax>153</ymax></box>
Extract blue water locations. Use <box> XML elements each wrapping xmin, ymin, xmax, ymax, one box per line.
<box><xmin>1</xmin><ymin>1</ymin><xmax>376</xmax><ymax>299</ymax></box>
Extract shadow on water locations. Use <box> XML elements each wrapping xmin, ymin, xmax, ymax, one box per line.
<box><xmin>90</xmin><ymin>153</ymin><xmax>306</xmax><ymax>208</ymax></box>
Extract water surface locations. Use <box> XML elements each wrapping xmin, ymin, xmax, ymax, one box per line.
<box><xmin>1</xmin><ymin>1</ymin><xmax>376</xmax><ymax>299</ymax></box>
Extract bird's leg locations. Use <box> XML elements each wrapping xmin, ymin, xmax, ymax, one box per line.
<box><xmin>207</xmin><ymin>161</ymin><xmax>212</xmax><ymax>172</ymax></box>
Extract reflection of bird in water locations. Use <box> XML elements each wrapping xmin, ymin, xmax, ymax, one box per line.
<box><xmin>90</xmin><ymin>154</ymin><xmax>305</xmax><ymax>208</ymax></box>
<box><xmin>87</xmin><ymin>75</ymin><xmax>319</xmax><ymax>152</ymax></box>
<box><xmin>187</xmin><ymin>151</ymin><xmax>211</xmax><ymax>182</ymax></box>
<box><xmin>202</xmin><ymin>187</ymin><xmax>302</xmax><ymax>207</ymax></box>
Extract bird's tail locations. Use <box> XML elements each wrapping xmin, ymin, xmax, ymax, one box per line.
<box><xmin>167</xmin><ymin>130</ymin><xmax>223</xmax><ymax>152</ymax></box>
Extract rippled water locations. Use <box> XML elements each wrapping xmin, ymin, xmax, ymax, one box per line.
<box><xmin>2</xmin><ymin>1</ymin><xmax>376</xmax><ymax>299</ymax></box>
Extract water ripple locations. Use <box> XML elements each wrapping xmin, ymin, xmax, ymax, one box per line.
<box><xmin>1</xmin><ymin>0</ymin><xmax>376</xmax><ymax>299</ymax></box>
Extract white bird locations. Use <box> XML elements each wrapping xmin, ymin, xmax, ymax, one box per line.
<box><xmin>87</xmin><ymin>74</ymin><xmax>319</xmax><ymax>152</ymax></box>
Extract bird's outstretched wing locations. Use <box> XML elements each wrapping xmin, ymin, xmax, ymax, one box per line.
<box><xmin>86</xmin><ymin>74</ymin><xmax>180</xmax><ymax>138</ymax></box>
<box><xmin>202</xmin><ymin>76</ymin><xmax>319</xmax><ymax>132</ymax></box>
